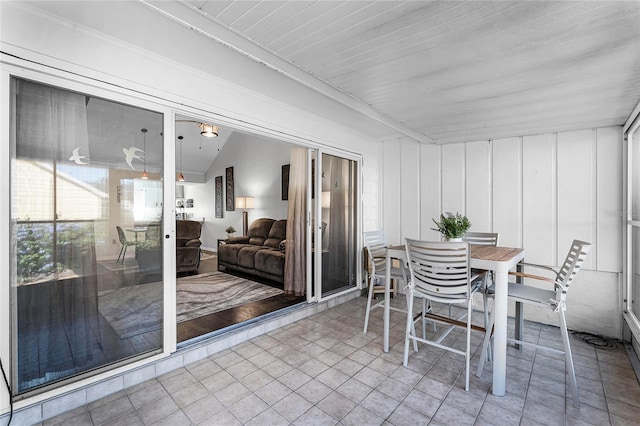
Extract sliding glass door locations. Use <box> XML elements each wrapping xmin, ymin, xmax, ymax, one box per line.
<box><xmin>314</xmin><ymin>152</ymin><xmax>359</xmax><ymax>298</ymax></box>
<box><xmin>10</xmin><ymin>78</ymin><xmax>164</xmax><ymax>395</ymax></box>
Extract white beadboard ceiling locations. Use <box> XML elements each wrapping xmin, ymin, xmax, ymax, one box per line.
<box><xmin>180</xmin><ymin>0</ymin><xmax>639</xmax><ymax>144</ymax></box>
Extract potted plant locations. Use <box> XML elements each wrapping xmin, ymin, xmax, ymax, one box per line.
<box><xmin>134</xmin><ymin>239</ymin><xmax>161</xmax><ymax>272</ymax></box>
<box><xmin>431</xmin><ymin>212</ymin><xmax>471</xmax><ymax>241</ymax></box>
<box><xmin>225</xmin><ymin>226</ymin><xmax>236</xmax><ymax>238</ymax></box>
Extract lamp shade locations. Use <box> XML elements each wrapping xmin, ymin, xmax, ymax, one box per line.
<box><xmin>236</xmin><ymin>196</ymin><xmax>255</xmax><ymax>210</ymax></box>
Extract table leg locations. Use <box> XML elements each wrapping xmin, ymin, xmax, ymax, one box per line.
<box><xmin>383</xmin><ymin>251</ymin><xmax>391</xmax><ymax>353</ymax></box>
<box><xmin>492</xmin><ymin>263</ymin><xmax>508</xmax><ymax>396</ymax></box>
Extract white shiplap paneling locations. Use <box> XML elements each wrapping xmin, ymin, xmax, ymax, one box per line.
<box><xmin>596</xmin><ymin>126</ymin><xmax>624</xmax><ymax>272</ymax></box>
<box><xmin>492</xmin><ymin>137</ymin><xmax>522</xmax><ymax>248</ymax></box>
<box><xmin>441</xmin><ymin>144</ymin><xmax>465</xmax><ymax>216</ymax></box>
<box><xmin>522</xmin><ymin>133</ymin><xmax>557</xmax><ymax>265</ymax></box>
<box><xmin>400</xmin><ymin>139</ymin><xmax>421</xmax><ymax>241</ymax></box>
<box><xmin>465</xmin><ymin>141</ymin><xmax>492</xmax><ymax>232</ymax></box>
<box><xmin>395</xmin><ymin>126</ymin><xmax>623</xmax><ymax>337</ymax></box>
<box><xmin>420</xmin><ymin>143</ymin><xmax>441</xmax><ymax>240</ymax></box>
<box><xmin>382</xmin><ymin>140</ymin><xmax>402</xmax><ymax>245</ymax></box>
<box><xmin>557</xmin><ymin>129</ymin><xmax>596</xmax><ymax>270</ymax></box>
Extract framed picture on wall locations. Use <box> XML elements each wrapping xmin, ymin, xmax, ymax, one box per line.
<box><xmin>215</xmin><ymin>175</ymin><xmax>223</xmax><ymax>218</ymax></box>
<box><xmin>282</xmin><ymin>164</ymin><xmax>290</xmax><ymax>200</ymax></box>
<box><xmin>225</xmin><ymin>166</ymin><xmax>234</xmax><ymax>211</ymax></box>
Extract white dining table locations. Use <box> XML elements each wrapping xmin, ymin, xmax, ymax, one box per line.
<box><xmin>384</xmin><ymin>244</ymin><xmax>525</xmax><ymax>396</ymax></box>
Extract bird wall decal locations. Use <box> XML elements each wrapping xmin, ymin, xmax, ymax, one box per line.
<box><xmin>123</xmin><ymin>147</ymin><xmax>144</xmax><ymax>169</ymax></box>
<box><xmin>69</xmin><ymin>147</ymin><xmax>89</xmax><ymax>164</ymax></box>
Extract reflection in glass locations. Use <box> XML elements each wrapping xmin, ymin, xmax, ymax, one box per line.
<box><xmin>320</xmin><ymin>153</ymin><xmax>358</xmax><ymax>296</ymax></box>
<box><xmin>11</xmin><ymin>78</ymin><xmax>164</xmax><ymax>394</ymax></box>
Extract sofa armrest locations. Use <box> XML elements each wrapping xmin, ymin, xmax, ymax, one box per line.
<box><xmin>185</xmin><ymin>239</ymin><xmax>202</xmax><ymax>248</ymax></box>
<box><xmin>226</xmin><ymin>236</ymin><xmax>250</xmax><ymax>244</ymax></box>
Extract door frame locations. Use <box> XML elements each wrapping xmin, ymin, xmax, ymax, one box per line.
<box><xmin>624</xmin><ymin>101</ymin><xmax>640</xmax><ymax>353</ymax></box>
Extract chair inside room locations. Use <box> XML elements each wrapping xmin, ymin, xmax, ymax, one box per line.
<box><xmin>116</xmin><ymin>225</ymin><xmax>136</xmax><ymax>264</ymax></box>
<box><xmin>176</xmin><ymin>220</ymin><xmax>203</xmax><ymax>274</ymax></box>
<box><xmin>362</xmin><ymin>231</ymin><xmax>428</xmax><ymax>342</ymax></box>
<box><xmin>476</xmin><ymin>239</ymin><xmax>592</xmax><ymax>407</ymax></box>
<box><xmin>403</xmin><ymin>239</ymin><xmax>485</xmax><ymax>391</ymax></box>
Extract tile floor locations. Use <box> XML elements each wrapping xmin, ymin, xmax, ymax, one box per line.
<box><xmin>40</xmin><ymin>296</ymin><xmax>640</xmax><ymax>425</ymax></box>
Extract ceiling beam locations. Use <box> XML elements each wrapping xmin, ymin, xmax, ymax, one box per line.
<box><xmin>140</xmin><ymin>0</ymin><xmax>434</xmax><ymax>144</ymax></box>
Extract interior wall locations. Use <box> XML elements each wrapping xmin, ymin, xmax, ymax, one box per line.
<box><xmin>183</xmin><ymin>133</ymin><xmax>291</xmax><ymax>250</ymax></box>
<box><xmin>384</xmin><ymin>126</ymin><xmax>624</xmax><ymax>339</ymax></box>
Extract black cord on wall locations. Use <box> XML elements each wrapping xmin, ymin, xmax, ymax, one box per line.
<box><xmin>0</xmin><ymin>357</ymin><xmax>12</xmax><ymax>425</ymax></box>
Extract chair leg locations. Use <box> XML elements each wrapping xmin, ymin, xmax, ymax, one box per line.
<box><xmin>421</xmin><ymin>298</ymin><xmax>427</xmax><ymax>339</ymax></box>
<box><xmin>403</xmin><ymin>291</ymin><xmax>415</xmax><ymax>367</ymax></box>
<box><xmin>121</xmin><ymin>245</ymin><xmax>128</xmax><ymax>264</ymax></box>
<box><xmin>404</xmin><ymin>291</ymin><xmax>418</xmax><ymax>352</ymax></box>
<box><xmin>117</xmin><ymin>244</ymin><xmax>125</xmax><ymax>263</ymax></box>
<box><xmin>482</xmin><ymin>292</ymin><xmax>492</xmax><ymax>363</ymax></box>
<box><xmin>476</xmin><ymin>304</ymin><xmax>495</xmax><ymax>378</ymax></box>
<box><xmin>465</xmin><ymin>299</ymin><xmax>472</xmax><ymax>391</ymax></box>
<box><xmin>363</xmin><ymin>277</ymin><xmax>376</xmax><ymax>333</ymax></box>
<box><xmin>559</xmin><ymin>307</ymin><xmax>580</xmax><ymax>408</ymax></box>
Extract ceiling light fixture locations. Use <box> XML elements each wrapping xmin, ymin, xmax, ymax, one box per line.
<box><xmin>177</xmin><ymin>135</ymin><xmax>185</xmax><ymax>182</ymax></box>
<box><xmin>176</xmin><ymin>119</ymin><xmax>219</xmax><ymax>138</ymax></box>
<box><xmin>141</xmin><ymin>128</ymin><xmax>148</xmax><ymax>180</ymax></box>
<box><xmin>199</xmin><ymin>123</ymin><xmax>219</xmax><ymax>138</ymax></box>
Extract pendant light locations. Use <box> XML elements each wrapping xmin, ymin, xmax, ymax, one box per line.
<box><xmin>141</xmin><ymin>128</ymin><xmax>148</xmax><ymax>179</ymax></box>
<box><xmin>177</xmin><ymin>135</ymin><xmax>185</xmax><ymax>182</ymax></box>
<box><xmin>199</xmin><ymin>123</ymin><xmax>218</xmax><ymax>138</ymax></box>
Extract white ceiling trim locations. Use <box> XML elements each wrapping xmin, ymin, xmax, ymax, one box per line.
<box><xmin>139</xmin><ymin>0</ymin><xmax>434</xmax><ymax>144</ymax></box>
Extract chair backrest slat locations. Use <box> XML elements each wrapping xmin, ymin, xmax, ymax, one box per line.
<box><xmin>556</xmin><ymin>240</ymin><xmax>591</xmax><ymax>302</ymax></box>
<box><xmin>405</xmin><ymin>239</ymin><xmax>472</xmax><ymax>300</ymax></box>
<box><xmin>463</xmin><ymin>232</ymin><xmax>499</xmax><ymax>246</ymax></box>
<box><xmin>364</xmin><ymin>230</ymin><xmax>389</xmax><ymax>277</ymax></box>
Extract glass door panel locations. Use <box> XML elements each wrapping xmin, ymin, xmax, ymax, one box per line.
<box><xmin>10</xmin><ymin>78</ymin><xmax>164</xmax><ymax>395</ymax></box>
<box><xmin>319</xmin><ymin>153</ymin><xmax>358</xmax><ymax>297</ymax></box>
<box><xmin>632</xmin><ymin>227</ymin><xmax>640</xmax><ymax>320</ymax></box>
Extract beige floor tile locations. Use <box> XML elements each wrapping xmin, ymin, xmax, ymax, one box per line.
<box><xmin>273</xmin><ymin>392</ymin><xmax>314</xmax><ymax>422</ymax></box>
<box><xmin>182</xmin><ymin>394</ymin><xmax>224</xmax><ymax>424</ymax></box>
<box><xmin>316</xmin><ymin>391</ymin><xmax>356</xmax><ymax>420</ymax></box>
<box><xmin>34</xmin><ymin>297</ymin><xmax>640</xmax><ymax>426</ymax></box>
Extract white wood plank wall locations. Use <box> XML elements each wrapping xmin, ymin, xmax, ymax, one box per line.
<box><xmin>382</xmin><ymin>126</ymin><xmax>624</xmax><ymax>338</ymax></box>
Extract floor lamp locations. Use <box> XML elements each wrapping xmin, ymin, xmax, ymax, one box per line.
<box><xmin>236</xmin><ymin>196</ymin><xmax>255</xmax><ymax>236</ymax></box>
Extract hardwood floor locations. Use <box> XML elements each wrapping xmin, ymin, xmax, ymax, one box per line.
<box><xmin>177</xmin><ymin>251</ymin><xmax>305</xmax><ymax>343</ymax></box>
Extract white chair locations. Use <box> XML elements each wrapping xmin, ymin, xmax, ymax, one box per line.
<box><xmin>403</xmin><ymin>239</ymin><xmax>485</xmax><ymax>391</ymax></box>
<box><xmin>476</xmin><ymin>240</ymin><xmax>591</xmax><ymax>407</ymax></box>
<box><xmin>463</xmin><ymin>232</ymin><xmax>499</xmax><ymax>329</ymax></box>
<box><xmin>363</xmin><ymin>231</ymin><xmax>428</xmax><ymax>345</ymax></box>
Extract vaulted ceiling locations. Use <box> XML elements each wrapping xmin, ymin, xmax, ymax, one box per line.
<box><xmin>180</xmin><ymin>0</ymin><xmax>640</xmax><ymax>144</ymax></box>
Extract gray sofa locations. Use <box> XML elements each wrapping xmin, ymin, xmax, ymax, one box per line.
<box><xmin>217</xmin><ymin>218</ymin><xmax>286</xmax><ymax>285</ymax></box>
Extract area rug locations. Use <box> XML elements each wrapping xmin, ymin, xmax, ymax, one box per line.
<box><xmin>200</xmin><ymin>251</ymin><xmax>217</xmax><ymax>261</ymax></box>
<box><xmin>98</xmin><ymin>272</ymin><xmax>283</xmax><ymax>339</ymax></box>
<box><xmin>176</xmin><ymin>272</ymin><xmax>283</xmax><ymax>323</ymax></box>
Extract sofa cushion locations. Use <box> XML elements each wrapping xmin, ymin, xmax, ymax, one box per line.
<box><xmin>264</xmin><ymin>219</ymin><xmax>287</xmax><ymax>248</ymax></box>
<box><xmin>176</xmin><ymin>220</ymin><xmax>202</xmax><ymax>248</ymax></box>
<box><xmin>185</xmin><ymin>239</ymin><xmax>202</xmax><ymax>247</ymax></box>
<box><xmin>247</xmin><ymin>218</ymin><xmax>275</xmax><ymax>246</ymax></box>
<box><xmin>255</xmin><ymin>248</ymin><xmax>285</xmax><ymax>278</ymax></box>
<box><xmin>238</xmin><ymin>245</ymin><xmax>266</xmax><ymax>269</ymax></box>
<box><xmin>218</xmin><ymin>243</ymin><xmax>244</xmax><ymax>265</ymax></box>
